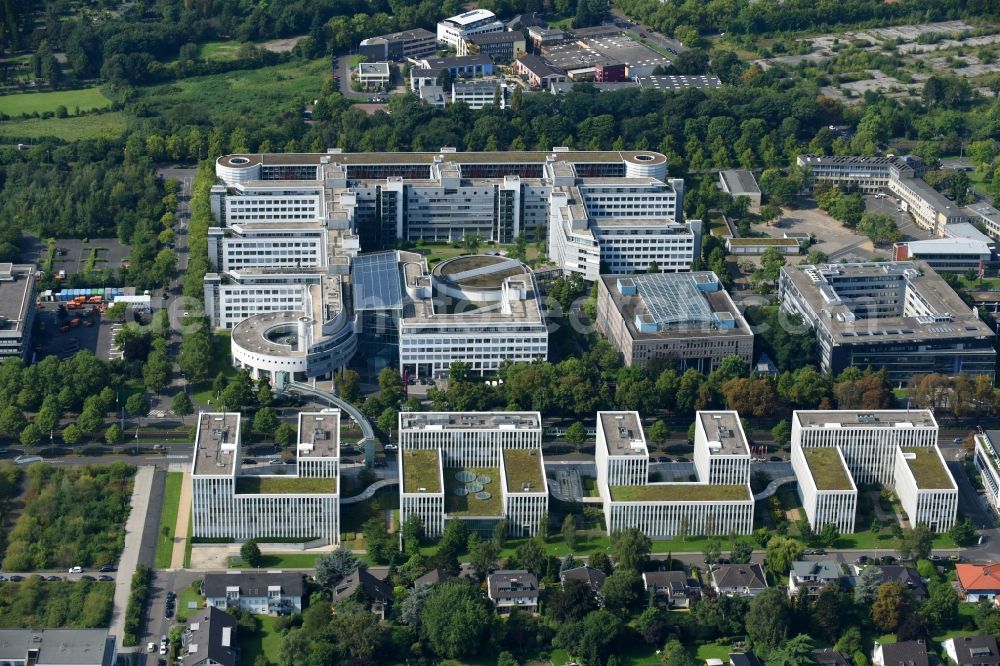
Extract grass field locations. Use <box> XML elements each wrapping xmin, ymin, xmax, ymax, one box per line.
<box><xmin>134</xmin><ymin>59</ymin><xmax>327</xmax><ymax>125</ymax></box>
<box><xmin>183</xmin><ymin>514</ymin><xmax>193</xmax><ymax>569</ymax></box>
<box><xmin>0</xmin><ymin>87</ymin><xmax>112</xmax><ymax>116</ymax></box>
<box><xmin>199</xmin><ymin>41</ymin><xmax>243</xmax><ymax>61</ymax></box>
<box><xmin>239</xmin><ymin>615</ymin><xmax>283</xmax><ymax>665</ymax></box>
<box><xmin>0</xmin><ymin>112</ymin><xmax>125</xmax><ymax>141</ymax></box>
<box><xmin>154</xmin><ymin>472</ymin><xmax>183</xmax><ymax>569</ymax></box>
<box><xmin>229</xmin><ymin>553</ymin><xmax>321</xmax><ymax>568</ymax></box>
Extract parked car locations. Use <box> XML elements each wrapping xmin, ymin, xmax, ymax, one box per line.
<box><xmin>880</xmin><ymin>555</ymin><xmax>896</xmax><ymax>565</ymax></box>
<box><xmin>99</xmin><ymin>575</ymin><xmax>114</xmax><ymax>582</ymax></box>
<box><xmin>242</xmin><ymin>458</ymin><xmax>256</xmax><ymax>465</ymax></box>
<box><xmin>949</xmin><ymin>555</ymin><xmax>961</xmax><ymax>562</ymax></box>
<box><xmin>9</xmin><ymin>576</ymin><xmax>23</xmax><ymax>582</ymax></box>
<box><xmin>46</xmin><ymin>576</ymin><xmax>61</xmax><ymax>582</ymax></box>
<box><xmin>99</xmin><ymin>565</ymin><xmax>116</xmax><ymax>573</ymax></box>
<box><xmin>854</xmin><ymin>556</ymin><xmax>869</xmax><ymax>565</ymax></box>
<box><xmin>80</xmin><ymin>575</ymin><xmax>96</xmax><ymax>581</ymax></box>
<box><xmin>147</xmin><ymin>643</ymin><xmax>156</xmax><ymax>653</ymax></box>
<box><xmin>68</xmin><ymin>566</ymin><xmax>83</xmax><ymax>574</ymax></box>
<box><xmin>929</xmin><ymin>555</ymin><xmax>943</xmax><ymax>562</ymax></box>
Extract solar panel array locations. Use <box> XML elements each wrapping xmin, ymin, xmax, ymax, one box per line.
<box><xmin>634</xmin><ymin>273</ymin><xmax>715</xmax><ymax>326</ymax></box>
<box><xmin>352</xmin><ymin>251</ymin><xmax>403</xmax><ymax>311</ymax></box>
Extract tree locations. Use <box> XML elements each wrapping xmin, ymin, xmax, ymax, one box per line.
<box><xmin>335</xmin><ymin>369</ymin><xmax>361</xmax><ymax>402</ymax></box>
<box><xmin>549</xmin><ymin>579</ymin><xmax>597</xmax><ymax>622</ymax></box>
<box><xmin>922</xmin><ymin>580</ymin><xmax>958</xmax><ymax>633</ymax></box>
<box><xmin>898</xmin><ymin>523</ymin><xmax>933</xmax><ymax>560</ymax></box>
<box><xmin>402</xmin><ymin>514</ymin><xmax>424</xmax><ymax>555</ymax></box>
<box><xmin>363</xmin><ymin>516</ymin><xmax>396</xmax><ymax>565</ymax></box>
<box><xmin>274</xmin><ymin>423</ymin><xmax>296</xmax><ymax>449</ymax></box>
<box><xmin>746</xmin><ymin>588</ymin><xmax>790</xmax><ymax>659</ymax></box>
<box><xmin>61</xmin><ymin>423</ymin><xmax>82</xmax><ymax>447</ymax></box>
<box><xmin>35</xmin><ymin>398</ymin><xmax>60</xmax><ymax>434</ymax></box>
<box><xmin>662</xmin><ymin>640</ymin><xmax>698</xmax><ymax>666</ymax></box>
<box><xmin>764</xmin><ymin>536</ymin><xmax>804</xmax><ymax>580</ymax></box>
<box><xmin>589</xmin><ymin>551</ymin><xmax>613</xmax><ymax>575</ymax></box>
<box><xmin>377</xmin><ymin>407</ymin><xmax>396</xmax><ymax>439</ymax></box>
<box><xmin>871</xmin><ymin>582</ymin><xmax>907</xmax><ymax>633</ymax></box>
<box><xmin>171</xmin><ymin>392</ymin><xmax>193</xmax><ymax>417</ymax></box>
<box><xmin>252</xmin><ymin>407</ymin><xmax>278</xmax><ymax>435</ymax></box>
<box><xmin>854</xmin><ymin>564</ymin><xmax>882</xmax><ymax>604</ymax></box>
<box><xmin>314</xmin><ymin>547</ymin><xmax>360</xmax><ymax>587</ymax></box>
<box><xmin>20</xmin><ymin>423</ymin><xmax>41</xmax><ymax>448</ymax></box>
<box><xmin>703</xmin><ymin>538</ymin><xmax>722</xmax><ymax>564</ymax></box>
<box><xmin>857</xmin><ymin>212</ymin><xmax>902</xmax><ymax>245</ymax></box>
<box><xmin>769</xmin><ymin>634</ymin><xmax>817</xmax><ymax>666</ymax></box>
<box><xmin>0</xmin><ymin>405</ymin><xmax>25</xmax><ymax>437</ymax></box>
<box><xmin>771</xmin><ymin>419</ymin><xmax>792</xmax><ymax>446</ymax></box>
<box><xmin>105</xmin><ymin>423</ymin><xmax>123</xmax><ymax>446</ymax></box>
<box><xmin>601</xmin><ymin>568</ymin><xmax>644</xmax><ymax>615</ymax></box>
<box><xmin>564</xmin><ymin>421</ymin><xmax>587</xmax><ymax>447</ymax></box>
<box><xmin>240</xmin><ymin>540</ymin><xmax>263</xmax><ymax>568</ymax></box>
<box><xmin>461</xmin><ymin>233</ymin><xmax>482</xmax><ymax>255</ymax></box>
<box><xmin>421</xmin><ymin>581</ymin><xmax>496</xmax><ymax>659</ymax></box>
<box><xmin>125</xmin><ymin>393</ymin><xmax>149</xmax><ymax>417</ymax></box>
<box><xmin>647</xmin><ymin>420</ymin><xmax>669</xmax><ymax>445</ymax></box>
<box><xmin>731</xmin><ymin>539</ymin><xmax>754</xmax><ymax>564</ymax></box>
<box><xmin>611</xmin><ymin>527</ymin><xmax>650</xmax><ymax>571</ymax></box>
<box><xmin>492</xmin><ymin>519</ymin><xmax>508</xmax><ymax>550</ymax></box>
<box><xmin>561</xmin><ymin>514</ymin><xmax>577</xmax><ymax>550</ymax></box>
<box><xmin>378</xmin><ymin>367</ymin><xmax>404</xmax><ymax>406</ymax></box>
<box><xmin>948</xmin><ymin>516</ymin><xmax>978</xmax><ymax>546</ymax></box>
<box><xmin>470</xmin><ymin>539</ymin><xmax>499</xmax><ymax>581</ymax></box>
<box><xmin>515</xmin><ymin>538</ymin><xmax>545</xmax><ymax>575</ymax></box>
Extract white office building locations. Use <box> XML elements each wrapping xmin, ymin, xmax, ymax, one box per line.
<box><xmin>893</xmin><ymin>446</ymin><xmax>958</xmax><ymax>533</ymax></box>
<box><xmin>791</xmin><ymin>409</ymin><xmax>956</xmax><ymax>533</ymax></box>
<box><xmin>436</xmin><ymin>9</ymin><xmax>504</xmax><ymax>48</ymax></box>
<box><xmin>398</xmin><ymin>412</ymin><xmax>547</xmax><ymax>538</ymax></box>
<box><xmin>597</xmin><ymin>411</ymin><xmax>754</xmax><ymax>538</ymax></box>
<box><xmin>191</xmin><ymin>411</ymin><xmax>340</xmax><ymax>545</ymax></box>
<box><xmin>975</xmin><ymin>431</ymin><xmax>1000</xmax><ymax>515</ymax></box>
<box><xmin>451</xmin><ymin>80</ymin><xmax>506</xmax><ymax>109</ymax></box>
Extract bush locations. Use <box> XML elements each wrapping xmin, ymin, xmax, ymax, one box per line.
<box><xmin>123</xmin><ymin>564</ymin><xmax>152</xmax><ymax>646</ymax></box>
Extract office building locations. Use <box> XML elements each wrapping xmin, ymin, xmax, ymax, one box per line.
<box><xmin>726</xmin><ymin>238</ymin><xmax>801</xmax><ymax>255</ymax></box>
<box><xmin>596</xmin><ymin>273</ymin><xmax>753</xmax><ymax>371</ymax></box>
<box><xmin>634</xmin><ymin>75</ymin><xmax>724</xmax><ymax>91</ymax></box>
<box><xmin>0</xmin><ymin>629</ymin><xmax>116</xmax><ymax>666</ymax></box>
<box><xmin>596</xmin><ymin>411</ymin><xmax>754</xmax><ymax>538</ymax></box>
<box><xmin>451</xmin><ymin>80</ymin><xmax>506</xmax><ymax>109</ymax></box>
<box><xmin>967</xmin><ymin>202</ymin><xmax>1000</xmax><ymax>241</ymax></box>
<box><xmin>356</xmin><ymin>61</ymin><xmax>390</xmax><ymax>89</ymax></box>
<box><xmin>398</xmin><ymin>411</ymin><xmax>547</xmax><ymax>538</ymax></box>
<box><xmin>459</xmin><ymin>31</ymin><xmax>525</xmax><ymax>61</ymax></box>
<box><xmin>191</xmin><ymin>411</ymin><xmax>340</xmax><ymax>545</ymax></box>
<box><xmin>974</xmin><ymin>431</ymin><xmax>1000</xmax><ymax>514</ymax></box>
<box><xmin>791</xmin><ymin>410</ymin><xmax>956</xmax><ymax>533</ymax></box>
<box><xmin>693</xmin><ymin>411</ymin><xmax>752</xmax><ymax>486</ymax></box>
<box><xmin>409</xmin><ymin>54</ymin><xmax>495</xmax><ymax>92</ymax></box>
<box><xmin>779</xmin><ymin>262</ymin><xmax>996</xmax><ymax>383</ymax></box>
<box><xmin>436</xmin><ymin>9</ymin><xmax>504</xmax><ymax>48</ymax></box>
<box><xmin>719</xmin><ymin>169</ymin><xmax>762</xmax><ymax>209</ymax></box>
<box><xmin>892</xmin><ymin>237</ymin><xmax>992</xmax><ymax>274</ymax></box>
<box><xmin>797</xmin><ymin>155</ymin><xmax>968</xmax><ymax>235</ymax></box>
<box><xmin>204</xmin><ymin>572</ymin><xmax>304</xmax><ymax>615</ymax></box>
<box><xmin>0</xmin><ymin>264</ymin><xmax>35</xmax><ymax>362</ymax></box>
<box><xmin>514</xmin><ymin>54</ymin><xmax>566</xmax><ymax>88</ymax></box>
<box><xmin>358</xmin><ymin>28</ymin><xmax>437</xmax><ymax>61</ymax></box>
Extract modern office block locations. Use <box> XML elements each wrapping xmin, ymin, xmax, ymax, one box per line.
<box><xmin>975</xmin><ymin>431</ymin><xmax>1000</xmax><ymax>514</ymax></box>
<box><xmin>791</xmin><ymin>409</ymin><xmax>956</xmax><ymax>533</ymax></box>
<box><xmin>596</xmin><ymin>273</ymin><xmax>753</xmax><ymax>371</ymax></box>
<box><xmin>459</xmin><ymin>30</ymin><xmax>526</xmax><ymax>61</ymax></box>
<box><xmin>451</xmin><ymin>80</ymin><xmax>506</xmax><ymax>109</ymax></box>
<box><xmin>694</xmin><ymin>411</ymin><xmax>751</xmax><ymax>486</ymax></box>
<box><xmin>780</xmin><ymin>262</ymin><xmax>996</xmax><ymax>384</ymax></box>
<box><xmin>597</xmin><ymin>411</ymin><xmax>753</xmax><ymax>538</ymax></box>
<box><xmin>358</xmin><ymin>28</ymin><xmax>437</xmax><ymax>61</ymax></box>
<box><xmin>791</xmin><ymin>444</ymin><xmax>857</xmax><ymax>535</ymax></box>
<box><xmin>0</xmin><ymin>264</ymin><xmax>35</xmax><ymax>362</ymax></box>
<box><xmin>191</xmin><ymin>411</ymin><xmax>340</xmax><ymax>544</ymax></box>
<box><xmin>436</xmin><ymin>9</ymin><xmax>504</xmax><ymax>48</ymax></box>
<box><xmin>398</xmin><ymin>412</ymin><xmax>547</xmax><ymax>538</ymax></box>
<box><xmin>891</xmin><ymin>237</ymin><xmax>992</xmax><ymax>274</ymax></box>
<box><xmin>0</xmin><ymin>630</ymin><xmax>116</xmax><ymax>666</ymax></box>
<box><xmin>893</xmin><ymin>447</ymin><xmax>958</xmax><ymax>532</ymax></box>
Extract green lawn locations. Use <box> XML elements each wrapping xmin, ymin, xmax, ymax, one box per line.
<box><xmin>199</xmin><ymin>41</ymin><xmax>243</xmax><ymax>61</ymax></box>
<box><xmin>235</xmin><ymin>476</ymin><xmax>336</xmax><ymax>494</ymax></box>
<box><xmin>183</xmin><ymin>513</ymin><xmax>193</xmax><ymax>569</ymax></box>
<box><xmin>696</xmin><ymin>643</ymin><xmax>738</xmax><ymax>660</ymax></box>
<box><xmin>154</xmin><ymin>472</ymin><xmax>183</xmax><ymax>569</ymax></box>
<box><xmin>191</xmin><ymin>331</ymin><xmax>236</xmax><ymax>406</ymax></box>
<box><xmin>176</xmin><ymin>581</ymin><xmax>203</xmax><ymax>622</ymax></box>
<box><xmin>229</xmin><ymin>553</ymin><xmax>320</xmax><ymax>568</ymax></box>
<box><xmin>0</xmin><ymin>87</ymin><xmax>112</xmax><ymax>116</ymax></box>
<box><xmin>239</xmin><ymin>615</ymin><xmax>284</xmax><ymax>665</ymax></box>
<box><xmin>0</xmin><ymin>112</ymin><xmax>126</xmax><ymax>141</ymax></box>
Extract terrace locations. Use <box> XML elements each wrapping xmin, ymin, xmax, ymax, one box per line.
<box><xmin>444</xmin><ymin>467</ymin><xmax>503</xmax><ymax>516</ymax></box>
<box><xmin>234</xmin><ymin>476</ymin><xmax>336</xmax><ymax>494</ymax></box>
<box><xmin>803</xmin><ymin>448</ymin><xmax>853</xmax><ymax>491</ymax></box>
<box><xmin>609</xmin><ymin>484</ymin><xmax>749</xmax><ymax>502</ymax></box>
<box><xmin>900</xmin><ymin>447</ymin><xmax>954</xmax><ymax>489</ymax></box>
<box><xmin>402</xmin><ymin>449</ymin><xmax>442</xmax><ymax>493</ymax></box>
<box><xmin>503</xmin><ymin>449</ymin><xmax>544</xmax><ymax>494</ymax></box>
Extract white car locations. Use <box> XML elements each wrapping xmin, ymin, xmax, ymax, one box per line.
<box><xmin>159</xmin><ymin>644</ymin><xmax>168</xmax><ymax>655</ymax></box>
<box><xmin>68</xmin><ymin>566</ymin><xmax>83</xmax><ymax>574</ymax></box>
<box><xmin>147</xmin><ymin>642</ymin><xmax>156</xmax><ymax>653</ymax></box>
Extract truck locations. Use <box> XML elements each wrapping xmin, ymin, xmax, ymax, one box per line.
<box><xmin>87</xmin><ymin>296</ymin><xmax>102</xmax><ymax>304</ymax></box>
<box><xmin>72</xmin><ymin>296</ymin><xmax>86</xmax><ymax>304</ymax></box>
<box><xmin>65</xmin><ymin>302</ymin><xmax>80</xmax><ymax>310</ymax></box>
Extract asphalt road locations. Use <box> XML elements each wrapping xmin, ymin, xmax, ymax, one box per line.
<box><xmin>140</xmin><ymin>570</ymin><xmax>202</xmax><ymax>658</ymax></box>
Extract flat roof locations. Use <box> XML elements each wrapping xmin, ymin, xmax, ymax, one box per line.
<box><xmin>635</xmin><ymin>74</ymin><xmax>722</xmax><ymax>90</ymax></box>
<box><xmin>697</xmin><ymin>412</ymin><xmax>749</xmax><ymax>456</ymax></box>
<box><xmin>729</xmin><ymin>237</ymin><xmax>799</xmax><ymax>246</ymax></box>
<box><xmin>720</xmin><ymin>169</ymin><xmax>761</xmax><ymax>196</ymax></box>
<box><xmin>444</xmin><ymin>467</ymin><xmax>503</xmax><ymax>515</ymax></box>
<box><xmin>794</xmin><ymin>410</ymin><xmax>937</xmax><ymax>429</ymax></box>
<box><xmin>402</xmin><ymin>449</ymin><xmax>441</xmax><ymax>493</ymax></box>
<box><xmin>599</xmin><ymin>412</ymin><xmax>646</xmax><ymax>456</ymax></box>
<box><xmin>542</xmin><ymin>34</ymin><xmax>669</xmax><ymax>70</ymax></box>
<box><xmin>609</xmin><ymin>483</ymin><xmax>750</xmax><ymax>502</ymax></box>
<box><xmin>361</xmin><ymin>27</ymin><xmax>435</xmax><ymax>44</ymax></box>
<box><xmin>803</xmin><ymin>448</ymin><xmax>853</xmax><ymax>491</ymax></box>
<box><xmin>234</xmin><ymin>476</ymin><xmax>337</xmax><ymax>494</ymax></box>
<box><xmin>0</xmin><ymin>265</ymin><xmax>35</xmax><ymax>338</ymax></box>
<box><xmin>358</xmin><ymin>62</ymin><xmax>390</xmax><ymax>75</ymax></box>
<box><xmin>902</xmin><ymin>238</ymin><xmax>991</xmax><ymax>255</ymax></box>
<box><xmin>442</xmin><ymin>8</ymin><xmax>497</xmax><ymax>26</ymax></box>
<box><xmin>296</xmin><ymin>411</ymin><xmax>339</xmax><ymax>458</ymax></box>
<box><xmin>782</xmin><ymin>262</ymin><xmax>994</xmax><ymax>343</ymax></box>
<box><xmin>400</xmin><ymin>411</ymin><xmax>541</xmax><ymax>431</ymax></box>
<box><xmin>468</xmin><ymin>31</ymin><xmax>524</xmax><ymax>44</ymax></box>
<box><xmin>0</xmin><ymin>629</ymin><xmax>114</xmax><ymax>665</ymax></box>
<box><xmin>503</xmin><ymin>449</ymin><xmax>544</xmax><ymax>493</ymax></box>
<box><xmin>900</xmin><ymin>447</ymin><xmax>955</xmax><ymax>489</ymax></box>
<box><xmin>193</xmin><ymin>412</ymin><xmax>240</xmax><ymax>476</ymax></box>
<box><xmin>353</xmin><ymin>251</ymin><xmax>403</xmax><ymax>311</ymax></box>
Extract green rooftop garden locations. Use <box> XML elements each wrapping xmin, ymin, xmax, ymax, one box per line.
<box><xmin>900</xmin><ymin>447</ymin><xmax>954</xmax><ymax>489</ymax></box>
<box><xmin>503</xmin><ymin>449</ymin><xmax>544</xmax><ymax>494</ymax></box>
<box><xmin>402</xmin><ymin>449</ymin><xmax>441</xmax><ymax>493</ymax></box>
<box><xmin>609</xmin><ymin>483</ymin><xmax>749</xmax><ymax>502</ymax></box>
<box><xmin>444</xmin><ymin>467</ymin><xmax>503</xmax><ymax>516</ymax></box>
<box><xmin>804</xmin><ymin>448</ymin><xmax>853</xmax><ymax>491</ymax></box>
<box><xmin>235</xmin><ymin>476</ymin><xmax>336</xmax><ymax>494</ymax></box>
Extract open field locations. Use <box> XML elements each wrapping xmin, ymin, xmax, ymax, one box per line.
<box><xmin>154</xmin><ymin>472</ymin><xmax>183</xmax><ymax>569</ymax></box>
<box><xmin>0</xmin><ymin>87</ymin><xmax>112</xmax><ymax>116</ymax></box>
<box><xmin>199</xmin><ymin>41</ymin><xmax>242</xmax><ymax>61</ymax></box>
<box><xmin>239</xmin><ymin>615</ymin><xmax>283</xmax><ymax>665</ymax></box>
<box><xmin>0</xmin><ymin>112</ymin><xmax>125</xmax><ymax>141</ymax></box>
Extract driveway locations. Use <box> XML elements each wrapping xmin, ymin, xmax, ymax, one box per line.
<box><xmin>140</xmin><ymin>570</ymin><xmax>203</xmax><ymax>655</ymax></box>
<box><xmin>110</xmin><ymin>466</ymin><xmax>156</xmax><ymax>649</ymax></box>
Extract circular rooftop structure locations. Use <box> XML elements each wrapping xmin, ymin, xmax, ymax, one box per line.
<box><xmin>433</xmin><ymin>255</ymin><xmax>530</xmax><ymax>302</ymax></box>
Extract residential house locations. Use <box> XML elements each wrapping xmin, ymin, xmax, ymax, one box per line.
<box><xmin>487</xmin><ymin>570</ymin><xmax>540</xmax><ymax>614</ymax></box>
<box><xmin>560</xmin><ymin>565</ymin><xmax>607</xmax><ymax>594</ymax></box>
<box><xmin>879</xmin><ymin>565</ymin><xmax>928</xmax><ymax>601</ymax></box>
<box><xmin>413</xmin><ymin>568</ymin><xmax>452</xmax><ymax>588</ymax></box>
<box><xmin>182</xmin><ymin>606</ymin><xmax>239</xmax><ymax>666</ymax></box>
<box><xmin>730</xmin><ymin>653</ymin><xmax>765</xmax><ymax>666</ymax></box>
<box><xmin>203</xmin><ymin>572</ymin><xmax>304</xmax><ymax>615</ymax></box>
<box><xmin>789</xmin><ymin>560</ymin><xmax>842</xmax><ymax>601</ymax></box>
<box><xmin>873</xmin><ymin>640</ymin><xmax>929</xmax><ymax>666</ymax></box>
<box><xmin>957</xmin><ymin>564</ymin><xmax>1000</xmax><ymax>602</ymax></box>
<box><xmin>643</xmin><ymin>570</ymin><xmax>700</xmax><ymax>608</ymax></box>
<box><xmin>814</xmin><ymin>649</ymin><xmax>852</xmax><ymax>666</ymax></box>
<box><xmin>710</xmin><ymin>564</ymin><xmax>768</xmax><ymax>598</ymax></box>
<box><xmin>942</xmin><ymin>636</ymin><xmax>1000</xmax><ymax>666</ymax></box>
<box><xmin>331</xmin><ymin>568</ymin><xmax>393</xmax><ymax>620</ymax></box>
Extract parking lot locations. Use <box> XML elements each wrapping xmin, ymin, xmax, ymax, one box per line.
<box><xmin>22</xmin><ymin>236</ymin><xmax>131</xmax><ymax>280</ymax></box>
<box><xmin>863</xmin><ymin>193</ymin><xmax>934</xmax><ymax>242</ymax></box>
<box><xmin>32</xmin><ymin>301</ymin><xmax>147</xmax><ymax>363</ymax></box>
<box><xmin>140</xmin><ymin>570</ymin><xmax>202</xmax><ymax>664</ymax></box>
<box><xmin>765</xmin><ymin>202</ymin><xmax>875</xmax><ymax>262</ymax></box>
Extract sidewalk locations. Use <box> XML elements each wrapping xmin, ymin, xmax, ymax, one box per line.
<box><xmin>170</xmin><ymin>471</ymin><xmax>192</xmax><ymax>569</ymax></box>
<box><xmin>109</xmin><ymin>465</ymin><xmax>155</xmax><ymax>649</ymax></box>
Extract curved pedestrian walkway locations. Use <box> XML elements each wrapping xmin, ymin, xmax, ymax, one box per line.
<box><xmin>342</xmin><ymin>478</ymin><xmax>398</xmax><ymax>504</ymax></box>
<box><xmin>753</xmin><ymin>476</ymin><xmax>797</xmax><ymax>502</ymax></box>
